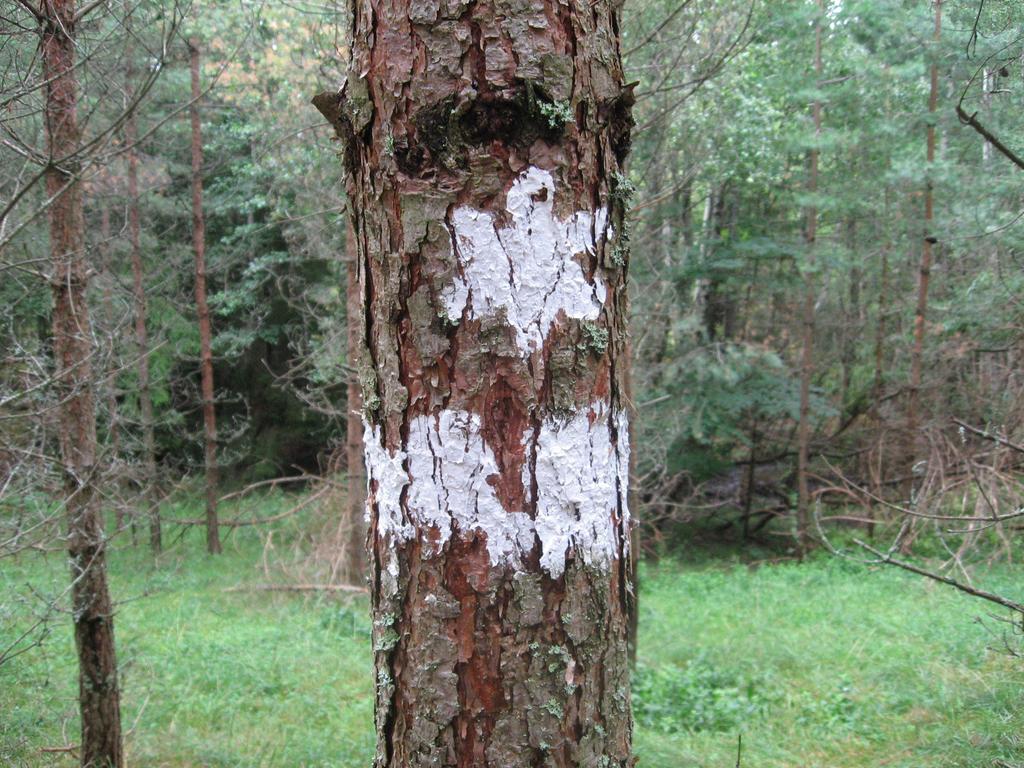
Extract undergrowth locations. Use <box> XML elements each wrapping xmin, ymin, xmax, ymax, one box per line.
<box><xmin>1</xmin><ymin>491</ymin><xmax>1022</xmax><ymax>767</ymax></box>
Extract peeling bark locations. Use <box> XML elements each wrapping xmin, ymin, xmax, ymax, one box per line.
<box><xmin>346</xmin><ymin>220</ymin><xmax>368</xmax><ymax>582</ymax></box>
<box><xmin>317</xmin><ymin>0</ymin><xmax>634</xmax><ymax>762</ymax></box>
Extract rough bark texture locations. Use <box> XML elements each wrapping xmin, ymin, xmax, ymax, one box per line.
<box><xmin>346</xmin><ymin>220</ymin><xmax>368</xmax><ymax>582</ymax></box>
<box><xmin>41</xmin><ymin>1</ymin><xmax>124</xmax><ymax>764</ymax></box>
<box><xmin>316</xmin><ymin>0</ymin><xmax>635</xmax><ymax>763</ymax></box>
<box><xmin>125</xmin><ymin>43</ymin><xmax>160</xmax><ymax>553</ymax></box>
<box><xmin>189</xmin><ymin>39</ymin><xmax>220</xmax><ymax>555</ymax></box>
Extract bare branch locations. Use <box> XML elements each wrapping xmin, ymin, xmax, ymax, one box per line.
<box><xmin>853</xmin><ymin>538</ymin><xmax>1024</xmax><ymax>616</ymax></box>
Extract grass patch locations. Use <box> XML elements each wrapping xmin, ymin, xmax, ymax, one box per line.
<box><xmin>2</xmin><ymin>493</ymin><xmax>1023</xmax><ymax>766</ymax></box>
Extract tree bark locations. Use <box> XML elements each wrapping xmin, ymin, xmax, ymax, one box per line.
<box><xmin>796</xmin><ymin>0</ymin><xmax>824</xmax><ymax>556</ymax></box>
<box><xmin>41</xmin><ymin>1</ymin><xmax>124</xmax><ymax>764</ymax></box>
<box><xmin>345</xmin><ymin>220</ymin><xmax>367</xmax><ymax>582</ymax></box>
<box><xmin>188</xmin><ymin>38</ymin><xmax>220</xmax><ymax>555</ymax></box>
<box><xmin>125</xmin><ymin>36</ymin><xmax>160</xmax><ymax>553</ymax></box>
<box><xmin>907</xmin><ymin>0</ymin><xmax>941</xmax><ymax>463</ymax></box>
<box><xmin>316</xmin><ymin>0</ymin><xmax>635</xmax><ymax>762</ymax></box>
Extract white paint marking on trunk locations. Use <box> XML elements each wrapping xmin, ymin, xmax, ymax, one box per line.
<box><xmin>528</xmin><ymin>403</ymin><xmax>629</xmax><ymax>578</ymax></box>
<box><xmin>442</xmin><ymin>166</ymin><xmax>612</xmax><ymax>356</ymax></box>
<box><xmin>362</xmin><ymin>420</ymin><xmax>410</xmax><ymax>594</ymax></box>
<box><xmin>406</xmin><ymin>410</ymin><xmax>536</xmax><ymax>566</ymax></box>
<box><xmin>362</xmin><ymin>404</ymin><xmax>630</xmax><ymax>577</ymax></box>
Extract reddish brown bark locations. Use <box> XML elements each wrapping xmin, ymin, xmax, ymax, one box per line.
<box><xmin>796</xmin><ymin>0</ymin><xmax>824</xmax><ymax>556</ymax></box>
<box><xmin>345</xmin><ymin>221</ymin><xmax>367</xmax><ymax>582</ymax></box>
<box><xmin>188</xmin><ymin>38</ymin><xmax>220</xmax><ymax>555</ymax></box>
<box><xmin>41</xmin><ymin>1</ymin><xmax>124</xmax><ymax>764</ymax></box>
<box><xmin>125</xmin><ymin>40</ymin><xmax>160</xmax><ymax>553</ymax></box>
<box><xmin>907</xmin><ymin>0</ymin><xmax>942</xmax><ymax>459</ymax></box>
<box><xmin>316</xmin><ymin>0</ymin><xmax>635</xmax><ymax>763</ymax></box>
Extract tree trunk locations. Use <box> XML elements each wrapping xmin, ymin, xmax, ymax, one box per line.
<box><xmin>316</xmin><ymin>0</ymin><xmax>635</xmax><ymax>761</ymax></box>
<box><xmin>188</xmin><ymin>38</ymin><xmax>220</xmax><ymax>555</ymax></box>
<box><xmin>874</xmin><ymin>193</ymin><xmax>890</xmax><ymax>409</ymax></box>
<box><xmin>98</xmin><ymin>207</ymin><xmax>122</xmax><ymax>472</ymax></box>
<box><xmin>697</xmin><ymin>185</ymin><xmax>738</xmax><ymax>342</ymax></box>
<box><xmin>345</xmin><ymin>220</ymin><xmax>367</xmax><ymax>582</ymax></box>
<box><xmin>796</xmin><ymin>0</ymin><xmax>824</xmax><ymax>557</ymax></box>
<box><xmin>839</xmin><ymin>217</ymin><xmax>860</xmax><ymax>410</ymax></box>
<box><xmin>41</xmin><ymin>1</ymin><xmax>124</xmax><ymax>764</ymax></box>
<box><xmin>868</xmin><ymin>188</ymin><xmax>892</xmax><ymax>540</ymax></box>
<box><xmin>125</xmin><ymin>40</ymin><xmax>160</xmax><ymax>553</ymax></box>
<box><xmin>908</xmin><ymin>0</ymin><xmax>941</xmax><ymax>463</ymax></box>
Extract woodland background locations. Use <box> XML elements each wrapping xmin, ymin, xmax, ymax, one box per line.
<box><xmin>2</xmin><ymin>0</ymin><xmax>1024</xmax><ymax>765</ymax></box>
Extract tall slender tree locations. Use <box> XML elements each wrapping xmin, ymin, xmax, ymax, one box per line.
<box><xmin>98</xmin><ymin>206</ymin><xmax>122</xmax><ymax>470</ymax></box>
<box><xmin>39</xmin><ymin>0</ymin><xmax>124</xmax><ymax>763</ymax></box>
<box><xmin>188</xmin><ymin>37</ymin><xmax>220</xmax><ymax>554</ymax></box>
<box><xmin>126</xmin><ymin>23</ymin><xmax>160</xmax><ymax>553</ymax></box>
<box><xmin>796</xmin><ymin>0</ymin><xmax>825</xmax><ymax>555</ymax></box>
<box><xmin>907</xmin><ymin>0</ymin><xmax>942</xmax><ymax>462</ymax></box>
<box><xmin>316</xmin><ymin>0</ymin><xmax>635</xmax><ymax>761</ymax></box>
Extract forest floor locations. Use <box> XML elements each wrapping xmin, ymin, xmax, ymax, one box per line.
<box><xmin>1</xmin><ymin>490</ymin><xmax>1022</xmax><ymax>767</ymax></box>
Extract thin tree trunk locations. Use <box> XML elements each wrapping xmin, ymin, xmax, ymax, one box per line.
<box><xmin>741</xmin><ymin>421</ymin><xmax>757</xmax><ymax>539</ymax></box>
<box><xmin>41</xmin><ymin>1</ymin><xmax>124</xmax><ymax>764</ymax></box>
<box><xmin>796</xmin><ymin>0</ymin><xmax>824</xmax><ymax>556</ymax></box>
<box><xmin>316</xmin><ymin>0</ymin><xmax>635</xmax><ymax>760</ymax></box>
<box><xmin>98</xmin><ymin>207</ymin><xmax>119</xmax><ymax>456</ymax></box>
<box><xmin>873</xmin><ymin>192</ymin><xmax>890</xmax><ymax>407</ymax></box>
<box><xmin>908</xmin><ymin>0</ymin><xmax>942</xmax><ymax>462</ymax></box>
<box><xmin>98</xmin><ymin>206</ymin><xmax>127</xmax><ymax>536</ymax></box>
<box><xmin>698</xmin><ymin>185</ymin><xmax>738</xmax><ymax>342</ymax></box>
<box><xmin>98</xmin><ymin>207</ymin><xmax>122</xmax><ymax>467</ymax></box>
<box><xmin>868</xmin><ymin>188</ymin><xmax>892</xmax><ymax>540</ymax></box>
<box><xmin>188</xmin><ymin>38</ymin><xmax>220</xmax><ymax>555</ymax></box>
<box><xmin>840</xmin><ymin>217</ymin><xmax>860</xmax><ymax>410</ymax></box>
<box><xmin>344</xmin><ymin>220</ymin><xmax>366</xmax><ymax>582</ymax></box>
<box><xmin>125</xmin><ymin>36</ymin><xmax>160</xmax><ymax>553</ymax></box>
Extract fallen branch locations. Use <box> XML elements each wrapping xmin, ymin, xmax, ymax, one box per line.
<box><xmin>39</xmin><ymin>745</ymin><xmax>77</xmax><ymax>755</ymax></box>
<box><xmin>225</xmin><ymin>583</ymin><xmax>367</xmax><ymax>594</ymax></box>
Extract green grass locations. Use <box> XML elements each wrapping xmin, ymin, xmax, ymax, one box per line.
<box><xmin>2</xmin><ymin>494</ymin><xmax>1023</xmax><ymax>767</ymax></box>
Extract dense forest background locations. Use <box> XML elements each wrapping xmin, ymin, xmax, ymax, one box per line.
<box><xmin>5</xmin><ymin>0</ymin><xmax>1023</xmax><ymax>541</ymax></box>
<box><xmin>3</xmin><ymin>0</ymin><xmax>1024</xmax><ymax>765</ymax></box>
<box><xmin>7</xmin><ymin>0</ymin><xmax>1024</xmax><ymax>543</ymax></box>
